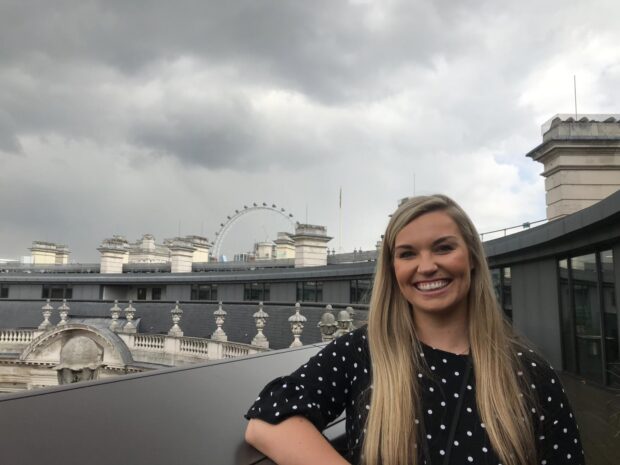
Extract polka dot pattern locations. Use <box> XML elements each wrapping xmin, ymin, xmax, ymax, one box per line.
<box><xmin>245</xmin><ymin>327</ymin><xmax>584</xmax><ymax>464</ymax></box>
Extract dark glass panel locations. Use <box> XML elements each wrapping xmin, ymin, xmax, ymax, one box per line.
<box><xmin>349</xmin><ymin>280</ymin><xmax>356</xmax><ymax>303</ymax></box>
<box><xmin>0</xmin><ymin>285</ymin><xmax>8</xmax><ymax>298</ymax></box>
<box><xmin>316</xmin><ymin>282</ymin><xmax>323</xmax><ymax>303</ymax></box>
<box><xmin>572</xmin><ymin>253</ymin><xmax>603</xmax><ymax>383</ymax></box>
<box><xmin>211</xmin><ymin>284</ymin><xmax>218</xmax><ymax>301</ymax></box>
<box><xmin>50</xmin><ymin>288</ymin><xmax>65</xmax><ymax>299</ymax></box>
<box><xmin>64</xmin><ymin>288</ymin><xmax>72</xmax><ymax>300</ymax></box>
<box><xmin>358</xmin><ymin>279</ymin><xmax>372</xmax><ymax>304</ymax></box>
<box><xmin>601</xmin><ymin>250</ymin><xmax>619</xmax><ymax>387</ymax></box>
<box><xmin>559</xmin><ymin>259</ymin><xmax>576</xmax><ymax>373</ymax></box>
<box><xmin>502</xmin><ymin>267</ymin><xmax>512</xmax><ymax>320</ymax></box>
<box><xmin>303</xmin><ymin>281</ymin><xmax>316</xmax><ymax>302</ymax></box>
<box><xmin>152</xmin><ymin>288</ymin><xmax>162</xmax><ymax>300</ymax></box>
<box><xmin>296</xmin><ymin>282</ymin><xmax>303</xmax><ymax>302</ymax></box>
<box><xmin>137</xmin><ymin>288</ymin><xmax>147</xmax><ymax>300</ymax></box>
<box><xmin>491</xmin><ymin>268</ymin><xmax>502</xmax><ymax>302</ymax></box>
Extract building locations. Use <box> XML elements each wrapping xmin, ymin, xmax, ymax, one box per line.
<box><xmin>0</xmin><ymin>114</ymin><xmax>618</xmax><ymax>463</ymax></box>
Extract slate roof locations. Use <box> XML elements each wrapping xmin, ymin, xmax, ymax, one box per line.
<box><xmin>0</xmin><ymin>300</ymin><xmax>368</xmax><ymax>350</ymax></box>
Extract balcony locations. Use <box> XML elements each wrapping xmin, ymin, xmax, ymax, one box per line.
<box><xmin>0</xmin><ymin>340</ymin><xmax>618</xmax><ymax>465</ymax></box>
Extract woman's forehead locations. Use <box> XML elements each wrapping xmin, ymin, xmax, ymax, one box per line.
<box><xmin>395</xmin><ymin>211</ymin><xmax>463</xmax><ymax>246</ymax></box>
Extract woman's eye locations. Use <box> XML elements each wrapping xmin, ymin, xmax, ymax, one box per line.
<box><xmin>397</xmin><ymin>251</ymin><xmax>415</xmax><ymax>259</ymax></box>
<box><xmin>436</xmin><ymin>244</ymin><xmax>454</xmax><ymax>253</ymax></box>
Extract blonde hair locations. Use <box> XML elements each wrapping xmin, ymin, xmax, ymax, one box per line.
<box><xmin>362</xmin><ymin>195</ymin><xmax>535</xmax><ymax>465</ymax></box>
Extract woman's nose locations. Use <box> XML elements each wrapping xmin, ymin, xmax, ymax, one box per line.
<box><xmin>417</xmin><ymin>253</ymin><xmax>438</xmax><ymax>274</ymax></box>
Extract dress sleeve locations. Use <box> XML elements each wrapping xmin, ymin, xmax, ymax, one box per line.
<box><xmin>532</xmin><ymin>361</ymin><xmax>586</xmax><ymax>464</ymax></box>
<box><xmin>245</xmin><ymin>331</ymin><xmax>363</xmax><ymax>431</ymax></box>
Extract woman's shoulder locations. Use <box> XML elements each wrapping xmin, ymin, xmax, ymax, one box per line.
<box><xmin>322</xmin><ymin>325</ymin><xmax>369</xmax><ymax>358</ymax></box>
<box><xmin>510</xmin><ymin>343</ymin><xmax>567</xmax><ymax>401</ymax></box>
<box><xmin>511</xmin><ymin>342</ymin><xmax>558</xmax><ymax>377</ymax></box>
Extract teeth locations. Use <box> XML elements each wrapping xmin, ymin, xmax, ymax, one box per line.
<box><xmin>416</xmin><ymin>280</ymin><xmax>449</xmax><ymax>291</ymax></box>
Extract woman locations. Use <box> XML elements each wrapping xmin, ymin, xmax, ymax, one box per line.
<box><xmin>245</xmin><ymin>195</ymin><xmax>584</xmax><ymax>465</ymax></box>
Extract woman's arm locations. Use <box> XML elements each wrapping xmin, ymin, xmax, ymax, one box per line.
<box><xmin>245</xmin><ymin>416</ymin><xmax>350</xmax><ymax>465</ymax></box>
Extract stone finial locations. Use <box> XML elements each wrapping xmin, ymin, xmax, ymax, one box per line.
<box><xmin>288</xmin><ymin>302</ymin><xmax>307</xmax><ymax>348</ymax></box>
<box><xmin>318</xmin><ymin>304</ymin><xmax>338</xmax><ymax>342</ymax></box>
<box><xmin>123</xmin><ymin>300</ymin><xmax>137</xmax><ymax>333</ymax></box>
<box><xmin>345</xmin><ymin>306</ymin><xmax>356</xmax><ymax>331</ymax></box>
<box><xmin>334</xmin><ymin>308</ymin><xmax>353</xmax><ymax>338</ymax></box>
<box><xmin>57</xmin><ymin>299</ymin><xmax>70</xmax><ymax>326</ymax></box>
<box><xmin>168</xmin><ymin>301</ymin><xmax>183</xmax><ymax>337</ymax></box>
<box><xmin>39</xmin><ymin>299</ymin><xmax>54</xmax><ymax>330</ymax></box>
<box><xmin>212</xmin><ymin>301</ymin><xmax>228</xmax><ymax>342</ymax></box>
<box><xmin>251</xmin><ymin>301</ymin><xmax>269</xmax><ymax>348</ymax></box>
<box><xmin>109</xmin><ymin>300</ymin><xmax>122</xmax><ymax>331</ymax></box>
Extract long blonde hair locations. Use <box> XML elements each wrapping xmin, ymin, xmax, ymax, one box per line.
<box><xmin>362</xmin><ymin>195</ymin><xmax>536</xmax><ymax>465</ymax></box>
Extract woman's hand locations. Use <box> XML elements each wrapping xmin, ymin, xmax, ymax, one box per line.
<box><xmin>245</xmin><ymin>416</ymin><xmax>351</xmax><ymax>465</ymax></box>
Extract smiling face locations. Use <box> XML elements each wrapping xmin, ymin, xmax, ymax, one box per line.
<box><xmin>393</xmin><ymin>210</ymin><xmax>472</xmax><ymax>320</ymax></box>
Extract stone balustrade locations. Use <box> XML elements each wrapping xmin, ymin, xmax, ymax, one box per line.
<box><xmin>0</xmin><ymin>329</ymin><xmax>35</xmax><ymax>344</ymax></box>
<box><xmin>122</xmin><ymin>333</ymin><xmax>266</xmax><ymax>366</ymax></box>
<box><xmin>221</xmin><ymin>341</ymin><xmax>259</xmax><ymax>359</ymax></box>
<box><xmin>133</xmin><ymin>334</ymin><xmax>166</xmax><ymax>350</ymax></box>
<box><xmin>179</xmin><ymin>337</ymin><xmax>209</xmax><ymax>356</ymax></box>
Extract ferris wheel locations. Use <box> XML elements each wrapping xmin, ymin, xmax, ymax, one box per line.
<box><xmin>212</xmin><ymin>203</ymin><xmax>296</xmax><ymax>259</ymax></box>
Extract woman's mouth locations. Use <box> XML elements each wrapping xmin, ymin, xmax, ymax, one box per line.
<box><xmin>414</xmin><ymin>279</ymin><xmax>451</xmax><ymax>291</ymax></box>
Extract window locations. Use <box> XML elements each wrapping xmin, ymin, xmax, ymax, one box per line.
<box><xmin>137</xmin><ymin>288</ymin><xmax>147</xmax><ymax>300</ymax></box>
<box><xmin>558</xmin><ymin>250</ymin><xmax>618</xmax><ymax>387</ymax></box>
<box><xmin>350</xmin><ymin>279</ymin><xmax>372</xmax><ymax>304</ymax></box>
<box><xmin>244</xmin><ymin>282</ymin><xmax>270</xmax><ymax>301</ymax></box>
<box><xmin>296</xmin><ymin>281</ymin><xmax>323</xmax><ymax>302</ymax></box>
<box><xmin>151</xmin><ymin>287</ymin><xmax>162</xmax><ymax>300</ymax></box>
<box><xmin>42</xmin><ymin>285</ymin><xmax>72</xmax><ymax>300</ymax></box>
<box><xmin>490</xmin><ymin>267</ymin><xmax>512</xmax><ymax>321</ymax></box>
<box><xmin>190</xmin><ymin>284</ymin><xmax>218</xmax><ymax>300</ymax></box>
<box><xmin>0</xmin><ymin>284</ymin><xmax>8</xmax><ymax>299</ymax></box>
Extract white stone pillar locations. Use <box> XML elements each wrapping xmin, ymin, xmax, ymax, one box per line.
<box><xmin>169</xmin><ymin>240</ymin><xmax>196</xmax><ymax>273</ymax></box>
<box><xmin>318</xmin><ymin>304</ymin><xmax>337</xmax><ymax>342</ymax></box>
<box><xmin>38</xmin><ymin>299</ymin><xmax>54</xmax><ymax>330</ymax></box>
<box><xmin>288</xmin><ymin>303</ymin><xmax>307</xmax><ymax>347</ymax></box>
<box><xmin>291</xmin><ymin>224</ymin><xmax>333</xmax><ymax>267</ymax></box>
<box><xmin>57</xmin><ymin>300</ymin><xmax>69</xmax><ymax>326</ymax></box>
<box><xmin>109</xmin><ymin>300</ymin><xmax>121</xmax><ymax>331</ymax></box>
<box><xmin>98</xmin><ymin>237</ymin><xmax>129</xmax><ymax>274</ymax></box>
<box><xmin>168</xmin><ymin>301</ymin><xmax>183</xmax><ymax>337</ymax></box>
<box><xmin>251</xmin><ymin>302</ymin><xmax>269</xmax><ymax>348</ymax></box>
<box><xmin>527</xmin><ymin>115</ymin><xmax>620</xmax><ymax>219</ymax></box>
<box><xmin>123</xmin><ymin>301</ymin><xmax>137</xmax><ymax>333</ymax></box>
<box><xmin>334</xmin><ymin>309</ymin><xmax>353</xmax><ymax>338</ymax></box>
<box><xmin>212</xmin><ymin>302</ymin><xmax>228</xmax><ymax>342</ymax></box>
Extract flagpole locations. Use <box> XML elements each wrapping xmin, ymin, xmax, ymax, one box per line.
<box><xmin>339</xmin><ymin>187</ymin><xmax>342</xmax><ymax>253</ymax></box>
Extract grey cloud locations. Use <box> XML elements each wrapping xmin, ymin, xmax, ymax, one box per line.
<box><xmin>0</xmin><ymin>110</ymin><xmax>22</xmax><ymax>153</ymax></box>
<box><xmin>131</xmin><ymin>109</ymin><xmax>256</xmax><ymax>170</ymax></box>
<box><xmin>0</xmin><ymin>1</ymin><xmax>479</xmax><ymax>102</ymax></box>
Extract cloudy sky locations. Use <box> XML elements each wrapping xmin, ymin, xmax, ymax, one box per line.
<box><xmin>1</xmin><ymin>0</ymin><xmax>619</xmax><ymax>261</ymax></box>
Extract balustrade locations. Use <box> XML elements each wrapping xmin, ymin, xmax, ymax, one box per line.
<box><xmin>221</xmin><ymin>342</ymin><xmax>252</xmax><ymax>359</ymax></box>
<box><xmin>0</xmin><ymin>329</ymin><xmax>34</xmax><ymax>344</ymax></box>
<box><xmin>133</xmin><ymin>334</ymin><xmax>165</xmax><ymax>350</ymax></box>
<box><xmin>179</xmin><ymin>337</ymin><xmax>210</xmax><ymax>356</ymax></box>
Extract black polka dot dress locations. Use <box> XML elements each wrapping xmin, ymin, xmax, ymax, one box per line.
<box><xmin>245</xmin><ymin>327</ymin><xmax>585</xmax><ymax>465</ymax></box>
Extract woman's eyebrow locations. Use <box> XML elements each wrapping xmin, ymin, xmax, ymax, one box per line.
<box><xmin>432</xmin><ymin>235</ymin><xmax>458</xmax><ymax>246</ymax></box>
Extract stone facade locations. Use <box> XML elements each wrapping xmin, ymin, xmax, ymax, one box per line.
<box><xmin>527</xmin><ymin>114</ymin><xmax>620</xmax><ymax>219</ymax></box>
<box><xmin>0</xmin><ymin>301</ymin><xmax>268</xmax><ymax>394</ymax></box>
<box><xmin>291</xmin><ymin>224</ymin><xmax>333</xmax><ymax>267</ymax></box>
<box><xmin>274</xmin><ymin>232</ymin><xmax>295</xmax><ymax>259</ymax></box>
<box><xmin>29</xmin><ymin>241</ymin><xmax>70</xmax><ymax>265</ymax></box>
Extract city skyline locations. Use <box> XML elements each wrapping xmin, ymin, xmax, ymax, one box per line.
<box><xmin>2</xmin><ymin>1</ymin><xmax>620</xmax><ymax>260</ymax></box>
